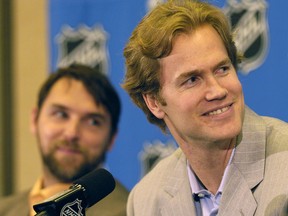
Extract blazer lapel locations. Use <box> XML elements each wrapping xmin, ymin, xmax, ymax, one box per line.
<box><xmin>219</xmin><ymin>107</ymin><xmax>266</xmax><ymax>215</ymax></box>
<box><xmin>160</xmin><ymin>149</ymin><xmax>197</xmax><ymax>216</ymax></box>
<box><xmin>219</xmin><ymin>164</ymin><xmax>258</xmax><ymax>215</ymax></box>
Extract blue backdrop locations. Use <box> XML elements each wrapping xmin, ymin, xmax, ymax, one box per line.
<box><xmin>48</xmin><ymin>0</ymin><xmax>288</xmax><ymax>190</ymax></box>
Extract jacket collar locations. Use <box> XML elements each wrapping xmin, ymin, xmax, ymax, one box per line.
<box><xmin>160</xmin><ymin>149</ymin><xmax>198</xmax><ymax>215</ymax></box>
<box><xmin>219</xmin><ymin>107</ymin><xmax>266</xmax><ymax>215</ymax></box>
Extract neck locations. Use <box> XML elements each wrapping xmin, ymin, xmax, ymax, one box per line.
<box><xmin>184</xmin><ymin>138</ymin><xmax>236</xmax><ymax>194</ymax></box>
<box><xmin>42</xmin><ymin>167</ymin><xmax>64</xmax><ymax>188</ymax></box>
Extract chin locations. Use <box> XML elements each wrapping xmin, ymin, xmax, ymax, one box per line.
<box><xmin>210</xmin><ymin>123</ymin><xmax>242</xmax><ymax>141</ymax></box>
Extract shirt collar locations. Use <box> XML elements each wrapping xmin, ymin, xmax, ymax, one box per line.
<box><xmin>29</xmin><ymin>177</ymin><xmax>71</xmax><ymax>216</ymax></box>
<box><xmin>187</xmin><ymin>147</ymin><xmax>235</xmax><ymax>196</ymax></box>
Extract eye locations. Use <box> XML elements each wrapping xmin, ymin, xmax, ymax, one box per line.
<box><xmin>215</xmin><ymin>65</ymin><xmax>230</xmax><ymax>76</ymax></box>
<box><xmin>88</xmin><ymin>118</ymin><xmax>101</xmax><ymax>126</ymax></box>
<box><xmin>183</xmin><ymin>75</ymin><xmax>200</xmax><ymax>87</ymax></box>
<box><xmin>54</xmin><ymin>110</ymin><xmax>68</xmax><ymax>119</ymax></box>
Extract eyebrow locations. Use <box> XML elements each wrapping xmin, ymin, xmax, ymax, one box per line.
<box><xmin>85</xmin><ymin>113</ymin><xmax>107</xmax><ymax>122</ymax></box>
<box><xmin>175</xmin><ymin>58</ymin><xmax>232</xmax><ymax>84</ymax></box>
<box><xmin>48</xmin><ymin>104</ymin><xmax>69</xmax><ymax>112</ymax></box>
<box><xmin>50</xmin><ymin>104</ymin><xmax>108</xmax><ymax>121</ymax></box>
<box><xmin>174</xmin><ymin>69</ymin><xmax>201</xmax><ymax>85</ymax></box>
<box><xmin>212</xmin><ymin>58</ymin><xmax>232</xmax><ymax>71</ymax></box>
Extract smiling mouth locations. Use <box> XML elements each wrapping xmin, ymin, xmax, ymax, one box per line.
<box><xmin>57</xmin><ymin>147</ymin><xmax>81</xmax><ymax>154</ymax></box>
<box><xmin>205</xmin><ymin>104</ymin><xmax>232</xmax><ymax>116</ymax></box>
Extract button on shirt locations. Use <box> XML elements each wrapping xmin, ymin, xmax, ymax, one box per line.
<box><xmin>187</xmin><ymin>148</ymin><xmax>235</xmax><ymax>216</ymax></box>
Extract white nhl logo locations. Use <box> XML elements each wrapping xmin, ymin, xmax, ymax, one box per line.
<box><xmin>224</xmin><ymin>0</ymin><xmax>269</xmax><ymax>74</ymax></box>
<box><xmin>56</xmin><ymin>25</ymin><xmax>109</xmax><ymax>75</ymax></box>
<box><xmin>60</xmin><ymin>198</ymin><xmax>83</xmax><ymax>216</ymax></box>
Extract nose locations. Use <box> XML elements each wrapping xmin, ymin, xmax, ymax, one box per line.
<box><xmin>64</xmin><ymin>119</ymin><xmax>80</xmax><ymax>142</ymax></box>
<box><xmin>204</xmin><ymin>77</ymin><xmax>228</xmax><ymax>101</ymax></box>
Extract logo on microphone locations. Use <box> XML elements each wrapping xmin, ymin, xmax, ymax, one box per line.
<box><xmin>60</xmin><ymin>198</ymin><xmax>84</xmax><ymax>216</ymax></box>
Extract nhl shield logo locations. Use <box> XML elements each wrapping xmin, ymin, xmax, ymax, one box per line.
<box><xmin>139</xmin><ymin>140</ymin><xmax>176</xmax><ymax>177</ymax></box>
<box><xmin>224</xmin><ymin>0</ymin><xmax>269</xmax><ymax>74</ymax></box>
<box><xmin>56</xmin><ymin>25</ymin><xmax>109</xmax><ymax>75</ymax></box>
<box><xmin>60</xmin><ymin>198</ymin><xmax>84</xmax><ymax>216</ymax></box>
<box><xmin>146</xmin><ymin>0</ymin><xmax>165</xmax><ymax>11</ymax></box>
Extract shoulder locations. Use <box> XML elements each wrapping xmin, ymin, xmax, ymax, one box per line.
<box><xmin>0</xmin><ymin>190</ymin><xmax>29</xmax><ymax>206</ymax></box>
<box><xmin>0</xmin><ymin>190</ymin><xmax>30</xmax><ymax>215</ymax></box>
<box><xmin>245</xmin><ymin>109</ymin><xmax>288</xmax><ymax>214</ymax></box>
<box><xmin>133</xmin><ymin>148</ymin><xmax>184</xmax><ymax>192</ymax></box>
<box><xmin>104</xmin><ymin>179</ymin><xmax>129</xmax><ymax>204</ymax></box>
<box><xmin>261</xmin><ymin>116</ymin><xmax>288</xmax><ymax>178</ymax></box>
<box><xmin>262</xmin><ymin>114</ymin><xmax>288</xmax><ymax>135</ymax></box>
<box><xmin>244</xmin><ymin>107</ymin><xmax>288</xmax><ymax>152</ymax></box>
<box><xmin>262</xmin><ymin>115</ymin><xmax>288</xmax><ymax>153</ymax></box>
<box><xmin>127</xmin><ymin>148</ymin><xmax>187</xmax><ymax>215</ymax></box>
<box><xmin>87</xmin><ymin>178</ymin><xmax>129</xmax><ymax>216</ymax></box>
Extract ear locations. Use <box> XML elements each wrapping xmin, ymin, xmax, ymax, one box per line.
<box><xmin>107</xmin><ymin>131</ymin><xmax>117</xmax><ymax>151</ymax></box>
<box><xmin>142</xmin><ymin>94</ymin><xmax>165</xmax><ymax>119</ymax></box>
<box><xmin>30</xmin><ymin>107</ymin><xmax>39</xmax><ymax>135</ymax></box>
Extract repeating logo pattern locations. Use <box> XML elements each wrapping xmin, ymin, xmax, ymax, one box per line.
<box><xmin>224</xmin><ymin>0</ymin><xmax>269</xmax><ymax>74</ymax></box>
<box><xmin>56</xmin><ymin>25</ymin><xmax>109</xmax><ymax>75</ymax></box>
<box><xmin>139</xmin><ymin>140</ymin><xmax>177</xmax><ymax>176</ymax></box>
<box><xmin>146</xmin><ymin>0</ymin><xmax>165</xmax><ymax>11</ymax></box>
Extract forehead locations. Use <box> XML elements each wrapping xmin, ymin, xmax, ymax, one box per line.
<box><xmin>160</xmin><ymin>25</ymin><xmax>228</xmax><ymax>84</ymax></box>
<box><xmin>49</xmin><ymin>78</ymin><xmax>91</xmax><ymax>98</ymax></box>
<box><xmin>171</xmin><ymin>25</ymin><xmax>224</xmax><ymax>56</ymax></box>
<box><xmin>43</xmin><ymin>78</ymin><xmax>108</xmax><ymax>113</ymax></box>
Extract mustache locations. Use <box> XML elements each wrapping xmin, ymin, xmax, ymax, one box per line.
<box><xmin>54</xmin><ymin>140</ymin><xmax>85</xmax><ymax>153</ymax></box>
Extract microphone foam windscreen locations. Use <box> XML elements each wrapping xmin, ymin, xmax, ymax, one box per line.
<box><xmin>73</xmin><ymin>168</ymin><xmax>116</xmax><ymax>208</ymax></box>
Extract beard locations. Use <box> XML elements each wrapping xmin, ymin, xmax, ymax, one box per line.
<box><xmin>40</xmin><ymin>140</ymin><xmax>107</xmax><ymax>183</ymax></box>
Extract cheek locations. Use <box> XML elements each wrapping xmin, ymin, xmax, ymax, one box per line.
<box><xmin>39</xmin><ymin>124</ymin><xmax>59</xmax><ymax>141</ymax></box>
<box><xmin>81</xmin><ymin>131</ymin><xmax>111</xmax><ymax>152</ymax></box>
<box><xmin>162</xmin><ymin>90</ymin><xmax>200</xmax><ymax>118</ymax></box>
<box><xmin>234</xmin><ymin>81</ymin><xmax>244</xmax><ymax>100</ymax></box>
<box><xmin>35</xmin><ymin>122</ymin><xmax>60</xmax><ymax>150</ymax></box>
<box><xmin>223</xmin><ymin>75</ymin><xmax>243</xmax><ymax>96</ymax></box>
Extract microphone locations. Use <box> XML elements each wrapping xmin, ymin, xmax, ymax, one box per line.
<box><xmin>33</xmin><ymin>168</ymin><xmax>116</xmax><ymax>216</ymax></box>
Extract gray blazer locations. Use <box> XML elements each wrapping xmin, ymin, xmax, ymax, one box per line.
<box><xmin>0</xmin><ymin>180</ymin><xmax>129</xmax><ymax>216</ymax></box>
<box><xmin>127</xmin><ymin>107</ymin><xmax>288</xmax><ymax>216</ymax></box>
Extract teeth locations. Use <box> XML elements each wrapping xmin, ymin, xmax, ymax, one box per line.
<box><xmin>207</xmin><ymin>106</ymin><xmax>229</xmax><ymax>116</ymax></box>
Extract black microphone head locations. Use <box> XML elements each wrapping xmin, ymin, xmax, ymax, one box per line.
<box><xmin>73</xmin><ymin>168</ymin><xmax>116</xmax><ymax>208</ymax></box>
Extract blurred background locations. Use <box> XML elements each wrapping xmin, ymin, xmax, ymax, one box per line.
<box><xmin>1</xmin><ymin>0</ymin><xmax>287</xmax><ymax>197</ymax></box>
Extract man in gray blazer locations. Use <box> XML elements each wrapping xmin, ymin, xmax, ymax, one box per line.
<box><xmin>0</xmin><ymin>64</ymin><xmax>129</xmax><ymax>216</ymax></box>
<box><xmin>122</xmin><ymin>0</ymin><xmax>288</xmax><ymax>215</ymax></box>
